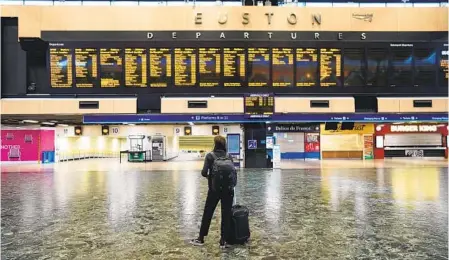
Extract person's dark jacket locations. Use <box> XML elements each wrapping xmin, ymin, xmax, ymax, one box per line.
<box><xmin>201</xmin><ymin>149</ymin><xmax>229</xmax><ymax>189</ymax></box>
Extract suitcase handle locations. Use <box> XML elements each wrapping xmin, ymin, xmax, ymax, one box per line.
<box><xmin>233</xmin><ymin>187</ymin><xmax>237</xmax><ymax>206</ymax></box>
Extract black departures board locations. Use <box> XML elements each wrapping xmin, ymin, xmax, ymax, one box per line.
<box><xmin>272</xmin><ymin>48</ymin><xmax>294</xmax><ymax>87</ymax></box>
<box><xmin>247</xmin><ymin>48</ymin><xmax>270</xmax><ymax>87</ymax></box>
<box><xmin>223</xmin><ymin>47</ymin><xmax>246</xmax><ymax>87</ymax></box>
<box><xmin>439</xmin><ymin>48</ymin><xmax>448</xmax><ymax>87</ymax></box>
<box><xmin>75</xmin><ymin>48</ymin><xmax>97</xmax><ymax>88</ymax></box>
<box><xmin>244</xmin><ymin>93</ymin><xmax>275</xmax><ymax>118</ymax></box>
<box><xmin>198</xmin><ymin>48</ymin><xmax>221</xmax><ymax>87</ymax></box>
<box><xmin>100</xmin><ymin>48</ymin><xmax>123</xmax><ymax>88</ymax></box>
<box><xmin>320</xmin><ymin>48</ymin><xmax>342</xmax><ymax>87</ymax></box>
<box><xmin>174</xmin><ymin>48</ymin><xmax>197</xmax><ymax>87</ymax></box>
<box><xmin>47</xmin><ymin>44</ymin><xmax>448</xmax><ymax>90</ymax></box>
<box><xmin>149</xmin><ymin>48</ymin><xmax>172</xmax><ymax>88</ymax></box>
<box><xmin>49</xmin><ymin>48</ymin><xmax>73</xmax><ymax>88</ymax></box>
<box><xmin>125</xmin><ymin>48</ymin><xmax>147</xmax><ymax>87</ymax></box>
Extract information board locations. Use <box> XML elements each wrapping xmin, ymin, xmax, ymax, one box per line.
<box><xmin>174</xmin><ymin>48</ymin><xmax>197</xmax><ymax>87</ymax></box>
<box><xmin>75</xmin><ymin>48</ymin><xmax>97</xmax><ymax>88</ymax></box>
<box><xmin>149</xmin><ymin>48</ymin><xmax>172</xmax><ymax>88</ymax></box>
<box><xmin>247</xmin><ymin>48</ymin><xmax>270</xmax><ymax>87</ymax></box>
<box><xmin>320</xmin><ymin>48</ymin><xmax>342</xmax><ymax>87</ymax></box>
<box><xmin>390</xmin><ymin>47</ymin><xmax>413</xmax><ymax>87</ymax></box>
<box><xmin>198</xmin><ymin>47</ymin><xmax>221</xmax><ymax>87</ymax></box>
<box><xmin>414</xmin><ymin>48</ymin><xmax>436</xmax><ymax>87</ymax></box>
<box><xmin>272</xmin><ymin>48</ymin><xmax>294</xmax><ymax>87</ymax></box>
<box><xmin>366</xmin><ymin>48</ymin><xmax>388</xmax><ymax>87</ymax></box>
<box><xmin>49</xmin><ymin>48</ymin><xmax>73</xmax><ymax>88</ymax></box>
<box><xmin>100</xmin><ymin>48</ymin><xmax>122</xmax><ymax>88</ymax></box>
<box><xmin>296</xmin><ymin>48</ymin><xmax>318</xmax><ymax>87</ymax></box>
<box><xmin>125</xmin><ymin>48</ymin><xmax>147</xmax><ymax>87</ymax></box>
<box><xmin>343</xmin><ymin>48</ymin><xmax>365</xmax><ymax>86</ymax></box>
<box><xmin>223</xmin><ymin>47</ymin><xmax>246</xmax><ymax>87</ymax></box>
<box><xmin>439</xmin><ymin>48</ymin><xmax>448</xmax><ymax>87</ymax></box>
<box><xmin>244</xmin><ymin>93</ymin><xmax>274</xmax><ymax>118</ymax></box>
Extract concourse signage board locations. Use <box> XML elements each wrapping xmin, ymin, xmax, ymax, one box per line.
<box><xmin>83</xmin><ymin>113</ymin><xmax>448</xmax><ymax>124</ymax></box>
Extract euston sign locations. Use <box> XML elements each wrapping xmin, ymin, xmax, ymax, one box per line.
<box><xmin>390</xmin><ymin>125</ymin><xmax>439</xmax><ymax>132</ymax></box>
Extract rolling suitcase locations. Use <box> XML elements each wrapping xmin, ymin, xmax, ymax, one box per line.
<box><xmin>227</xmin><ymin>188</ymin><xmax>250</xmax><ymax>245</ymax></box>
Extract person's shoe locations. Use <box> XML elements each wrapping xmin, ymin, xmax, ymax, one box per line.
<box><xmin>190</xmin><ymin>238</ymin><xmax>204</xmax><ymax>246</ymax></box>
<box><xmin>219</xmin><ymin>239</ymin><xmax>229</xmax><ymax>249</ymax></box>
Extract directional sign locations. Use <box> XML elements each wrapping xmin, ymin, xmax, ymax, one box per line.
<box><xmin>84</xmin><ymin>113</ymin><xmax>448</xmax><ymax>124</ymax></box>
<box><xmin>248</xmin><ymin>140</ymin><xmax>257</xmax><ymax>149</ymax></box>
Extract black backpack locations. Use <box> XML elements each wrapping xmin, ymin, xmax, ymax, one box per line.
<box><xmin>210</xmin><ymin>153</ymin><xmax>237</xmax><ymax>192</ymax></box>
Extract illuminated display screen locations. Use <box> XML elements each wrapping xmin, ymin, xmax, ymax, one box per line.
<box><xmin>296</xmin><ymin>48</ymin><xmax>318</xmax><ymax>87</ymax></box>
<box><xmin>439</xmin><ymin>48</ymin><xmax>448</xmax><ymax>87</ymax></box>
<box><xmin>367</xmin><ymin>48</ymin><xmax>388</xmax><ymax>87</ymax></box>
<box><xmin>100</xmin><ymin>48</ymin><xmax>122</xmax><ymax>88</ymax></box>
<box><xmin>174</xmin><ymin>48</ymin><xmax>197</xmax><ymax>87</ymax></box>
<box><xmin>125</xmin><ymin>48</ymin><xmax>147</xmax><ymax>87</ymax></box>
<box><xmin>223</xmin><ymin>47</ymin><xmax>246</xmax><ymax>87</ymax></box>
<box><xmin>344</xmin><ymin>49</ymin><xmax>365</xmax><ymax>86</ymax></box>
<box><xmin>75</xmin><ymin>48</ymin><xmax>97</xmax><ymax>88</ymax></box>
<box><xmin>390</xmin><ymin>48</ymin><xmax>413</xmax><ymax>87</ymax></box>
<box><xmin>272</xmin><ymin>48</ymin><xmax>294</xmax><ymax>87</ymax></box>
<box><xmin>244</xmin><ymin>93</ymin><xmax>274</xmax><ymax>118</ymax></box>
<box><xmin>48</xmin><ymin>44</ymin><xmax>448</xmax><ymax>90</ymax></box>
<box><xmin>320</xmin><ymin>48</ymin><xmax>342</xmax><ymax>87</ymax></box>
<box><xmin>414</xmin><ymin>48</ymin><xmax>436</xmax><ymax>87</ymax></box>
<box><xmin>247</xmin><ymin>48</ymin><xmax>270</xmax><ymax>87</ymax></box>
<box><xmin>149</xmin><ymin>48</ymin><xmax>172</xmax><ymax>88</ymax></box>
<box><xmin>198</xmin><ymin>47</ymin><xmax>220</xmax><ymax>87</ymax></box>
<box><xmin>50</xmin><ymin>48</ymin><xmax>73</xmax><ymax>88</ymax></box>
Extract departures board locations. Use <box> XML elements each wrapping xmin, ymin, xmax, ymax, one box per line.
<box><xmin>48</xmin><ymin>43</ymin><xmax>449</xmax><ymax>89</ymax></box>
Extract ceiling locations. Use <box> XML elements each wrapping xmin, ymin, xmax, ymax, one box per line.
<box><xmin>1</xmin><ymin>114</ymin><xmax>83</xmax><ymax>127</ymax></box>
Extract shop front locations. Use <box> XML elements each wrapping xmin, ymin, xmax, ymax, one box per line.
<box><xmin>267</xmin><ymin>123</ymin><xmax>320</xmax><ymax>160</ymax></box>
<box><xmin>374</xmin><ymin>123</ymin><xmax>448</xmax><ymax>159</ymax></box>
<box><xmin>320</xmin><ymin>123</ymin><xmax>374</xmax><ymax>159</ymax></box>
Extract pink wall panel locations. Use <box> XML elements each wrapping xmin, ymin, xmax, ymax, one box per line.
<box><xmin>40</xmin><ymin>130</ymin><xmax>55</xmax><ymax>152</ymax></box>
<box><xmin>1</xmin><ymin>130</ymin><xmax>40</xmax><ymax>162</ymax></box>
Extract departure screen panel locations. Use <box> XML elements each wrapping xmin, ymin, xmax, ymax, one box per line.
<box><xmin>367</xmin><ymin>48</ymin><xmax>388</xmax><ymax>87</ymax></box>
<box><xmin>149</xmin><ymin>48</ymin><xmax>172</xmax><ymax>88</ymax></box>
<box><xmin>124</xmin><ymin>48</ymin><xmax>147</xmax><ymax>87</ymax></box>
<box><xmin>296</xmin><ymin>48</ymin><xmax>318</xmax><ymax>87</ymax></box>
<box><xmin>174</xmin><ymin>48</ymin><xmax>197</xmax><ymax>87</ymax></box>
<box><xmin>244</xmin><ymin>93</ymin><xmax>275</xmax><ymax>118</ymax></box>
<box><xmin>344</xmin><ymin>48</ymin><xmax>365</xmax><ymax>87</ymax></box>
<box><xmin>49</xmin><ymin>48</ymin><xmax>73</xmax><ymax>88</ymax></box>
<box><xmin>320</xmin><ymin>48</ymin><xmax>342</xmax><ymax>87</ymax></box>
<box><xmin>223</xmin><ymin>47</ymin><xmax>246</xmax><ymax>87</ymax></box>
<box><xmin>198</xmin><ymin>47</ymin><xmax>221</xmax><ymax>87</ymax></box>
<box><xmin>272</xmin><ymin>48</ymin><xmax>294</xmax><ymax>87</ymax></box>
<box><xmin>247</xmin><ymin>48</ymin><xmax>270</xmax><ymax>87</ymax></box>
<box><xmin>75</xmin><ymin>48</ymin><xmax>97</xmax><ymax>88</ymax></box>
<box><xmin>414</xmin><ymin>48</ymin><xmax>436</xmax><ymax>87</ymax></box>
<box><xmin>100</xmin><ymin>48</ymin><xmax>122</xmax><ymax>88</ymax></box>
<box><xmin>390</xmin><ymin>47</ymin><xmax>413</xmax><ymax>87</ymax></box>
<box><xmin>439</xmin><ymin>48</ymin><xmax>448</xmax><ymax>87</ymax></box>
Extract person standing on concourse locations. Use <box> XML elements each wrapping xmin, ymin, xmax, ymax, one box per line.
<box><xmin>190</xmin><ymin>135</ymin><xmax>235</xmax><ymax>249</ymax></box>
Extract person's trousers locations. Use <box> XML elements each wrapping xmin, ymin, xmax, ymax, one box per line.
<box><xmin>199</xmin><ymin>189</ymin><xmax>234</xmax><ymax>240</ymax></box>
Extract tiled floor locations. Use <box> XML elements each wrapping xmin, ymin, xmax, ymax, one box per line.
<box><xmin>1</xmin><ymin>159</ymin><xmax>448</xmax><ymax>259</ymax></box>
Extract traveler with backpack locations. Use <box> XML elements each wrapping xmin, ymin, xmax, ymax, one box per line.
<box><xmin>190</xmin><ymin>135</ymin><xmax>237</xmax><ymax>249</ymax></box>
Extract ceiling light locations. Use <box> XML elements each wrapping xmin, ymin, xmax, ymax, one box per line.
<box><xmin>188</xmin><ymin>122</ymin><xmax>194</xmax><ymax>126</ymax></box>
<box><xmin>58</xmin><ymin>124</ymin><xmax>69</xmax><ymax>127</ymax></box>
<box><xmin>50</xmin><ymin>120</ymin><xmax>58</xmax><ymax>123</ymax></box>
<box><xmin>41</xmin><ymin>122</ymin><xmax>56</xmax><ymax>125</ymax></box>
<box><xmin>22</xmin><ymin>120</ymin><xmax>39</xmax><ymax>124</ymax></box>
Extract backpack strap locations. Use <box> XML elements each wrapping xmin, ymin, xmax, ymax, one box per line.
<box><xmin>210</xmin><ymin>152</ymin><xmax>218</xmax><ymax>160</ymax></box>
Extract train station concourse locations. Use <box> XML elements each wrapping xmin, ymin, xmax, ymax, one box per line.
<box><xmin>1</xmin><ymin>2</ymin><xmax>448</xmax><ymax>259</ymax></box>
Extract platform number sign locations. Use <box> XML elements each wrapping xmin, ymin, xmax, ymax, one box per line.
<box><xmin>248</xmin><ymin>140</ymin><xmax>257</xmax><ymax>149</ymax></box>
<box><xmin>111</xmin><ymin>127</ymin><xmax>119</xmax><ymax>134</ymax></box>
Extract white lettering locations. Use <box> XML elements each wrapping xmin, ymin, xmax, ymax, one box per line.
<box><xmin>196</xmin><ymin>32</ymin><xmax>201</xmax><ymax>39</ymax></box>
<box><xmin>220</xmin><ymin>32</ymin><xmax>226</xmax><ymax>39</ymax></box>
<box><xmin>267</xmin><ymin>32</ymin><xmax>273</xmax><ymax>39</ymax></box>
<box><xmin>391</xmin><ymin>125</ymin><xmax>438</xmax><ymax>132</ymax></box>
<box><xmin>244</xmin><ymin>32</ymin><xmax>249</xmax><ymax>39</ymax></box>
<box><xmin>172</xmin><ymin>32</ymin><xmax>177</xmax><ymax>39</ymax></box>
<box><xmin>147</xmin><ymin>32</ymin><xmax>154</xmax><ymax>39</ymax></box>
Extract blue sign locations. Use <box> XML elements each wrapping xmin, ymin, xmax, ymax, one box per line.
<box><xmin>248</xmin><ymin>140</ymin><xmax>257</xmax><ymax>149</ymax></box>
<box><xmin>84</xmin><ymin>113</ymin><xmax>448</xmax><ymax>124</ymax></box>
<box><xmin>227</xmin><ymin>134</ymin><xmax>240</xmax><ymax>155</ymax></box>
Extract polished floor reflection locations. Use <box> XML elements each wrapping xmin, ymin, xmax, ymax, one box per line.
<box><xmin>2</xmin><ymin>160</ymin><xmax>448</xmax><ymax>259</ymax></box>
